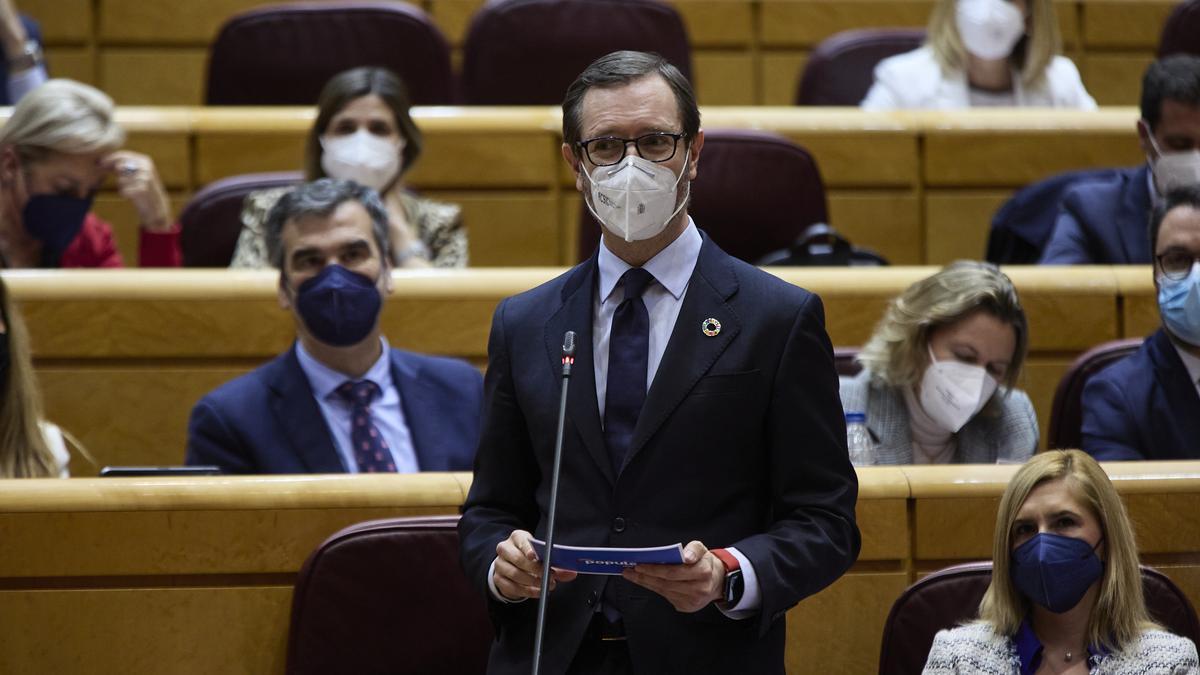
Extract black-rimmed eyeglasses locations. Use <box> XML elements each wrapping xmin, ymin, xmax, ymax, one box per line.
<box><xmin>1157</xmin><ymin>251</ymin><xmax>1200</xmax><ymax>281</ymax></box>
<box><xmin>577</xmin><ymin>132</ymin><xmax>685</xmax><ymax>167</ymax></box>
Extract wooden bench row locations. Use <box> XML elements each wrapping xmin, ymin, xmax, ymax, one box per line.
<box><xmin>4</xmin><ymin>265</ymin><xmax>1158</xmax><ymax>472</ymax></box>
<box><xmin>23</xmin><ymin>0</ymin><xmax>1179</xmax><ymax>106</ymax></box>
<box><xmin>1</xmin><ymin>463</ymin><xmax>1197</xmax><ymax>673</ymax></box>
<box><xmin>1</xmin><ymin>106</ymin><xmax>1148</xmax><ymax>267</ymax></box>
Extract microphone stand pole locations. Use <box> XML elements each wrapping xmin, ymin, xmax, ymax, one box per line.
<box><xmin>531</xmin><ymin>331</ymin><xmax>576</xmax><ymax>675</ymax></box>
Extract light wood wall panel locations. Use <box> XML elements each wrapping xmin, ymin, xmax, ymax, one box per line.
<box><xmin>1082</xmin><ymin>54</ymin><xmax>1157</xmax><ymax>107</ymax></box>
<box><xmin>1080</xmin><ymin>0</ymin><xmax>1178</xmax><ymax>49</ymax></box>
<box><xmin>924</xmin><ymin>191</ymin><xmax>1009</xmax><ymax>264</ymax></box>
<box><xmin>827</xmin><ymin>190</ymin><xmax>923</xmax><ymax>265</ymax></box>
<box><xmin>432</xmin><ymin>191</ymin><xmax>563</xmax><ymax>266</ymax></box>
<box><xmin>693</xmin><ymin>52</ymin><xmax>757</xmax><ymax>105</ymax></box>
<box><xmin>760</xmin><ymin>52</ymin><xmax>807</xmax><ymax>106</ymax></box>
<box><xmin>100</xmin><ymin>49</ymin><xmax>208</xmax><ymax>105</ymax></box>
<box><xmin>22</xmin><ymin>0</ymin><xmax>92</xmax><ymax>43</ymax></box>
<box><xmin>44</xmin><ymin>48</ymin><xmax>95</xmax><ymax>85</ymax></box>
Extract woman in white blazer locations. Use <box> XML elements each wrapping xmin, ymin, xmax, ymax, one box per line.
<box><xmin>862</xmin><ymin>0</ymin><xmax>1096</xmax><ymax>109</ymax></box>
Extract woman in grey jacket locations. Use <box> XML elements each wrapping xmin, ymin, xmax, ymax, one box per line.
<box><xmin>923</xmin><ymin>450</ymin><xmax>1199</xmax><ymax>674</ymax></box>
<box><xmin>840</xmin><ymin>261</ymin><xmax>1037</xmax><ymax>464</ymax></box>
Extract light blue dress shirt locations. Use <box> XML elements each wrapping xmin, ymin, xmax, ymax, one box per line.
<box><xmin>294</xmin><ymin>337</ymin><xmax>419</xmax><ymax>473</ymax></box>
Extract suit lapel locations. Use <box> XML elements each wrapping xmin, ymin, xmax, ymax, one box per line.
<box><xmin>266</xmin><ymin>347</ymin><xmax>346</xmax><ymax>473</ymax></box>
<box><xmin>1148</xmin><ymin>330</ymin><xmax>1200</xmax><ymax>449</ymax></box>
<box><xmin>866</xmin><ymin>377</ymin><xmax>913</xmax><ymax>465</ymax></box>
<box><xmin>624</xmin><ymin>240</ymin><xmax>740</xmax><ymax>469</ymax></box>
<box><xmin>390</xmin><ymin>350</ymin><xmax>440</xmax><ymax>471</ymax></box>
<box><xmin>1116</xmin><ymin>165</ymin><xmax>1153</xmax><ymax>262</ymax></box>
<box><xmin>545</xmin><ymin>259</ymin><xmax>615</xmax><ymax>486</ymax></box>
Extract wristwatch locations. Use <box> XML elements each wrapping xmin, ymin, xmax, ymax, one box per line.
<box><xmin>711</xmin><ymin>548</ymin><xmax>744</xmax><ymax>606</ymax></box>
<box><xmin>8</xmin><ymin>40</ymin><xmax>43</xmax><ymax>72</ymax></box>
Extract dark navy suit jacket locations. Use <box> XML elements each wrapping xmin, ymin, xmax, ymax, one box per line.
<box><xmin>1040</xmin><ymin>165</ymin><xmax>1153</xmax><ymax>265</ymax></box>
<box><xmin>1082</xmin><ymin>328</ymin><xmax>1200</xmax><ymax>461</ymax></box>
<box><xmin>458</xmin><ymin>236</ymin><xmax>861</xmax><ymax>674</ymax></box>
<box><xmin>186</xmin><ymin>346</ymin><xmax>483</xmax><ymax>473</ymax></box>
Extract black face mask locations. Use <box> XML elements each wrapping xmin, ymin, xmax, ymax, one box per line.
<box><xmin>22</xmin><ymin>193</ymin><xmax>94</xmax><ymax>267</ymax></box>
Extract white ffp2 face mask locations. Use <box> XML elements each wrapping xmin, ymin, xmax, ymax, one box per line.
<box><xmin>582</xmin><ymin>149</ymin><xmax>690</xmax><ymax>242</ymax></box>
<box><xmin>1148</xmin><ymin>134</ymin><xmax>1200</xmax><ymax>195</ymax></box>
<box><xmin>956</xmin><ymin>0</ymin><xmax>1025</xmax><ymax>61</ymax></box>
<box><xmin>918</xmin><ymin>347</ymin><xmax>999</xmax><ymax>434</ymax></box>
<box><xmin>320</xmin><ymin>130</ymin><xmax>404</xmax><ymax>192</ymax></box>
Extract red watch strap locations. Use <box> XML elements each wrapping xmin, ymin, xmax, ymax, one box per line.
<box><xmin>711</xmin><ymin>548</ymin><xmax>740</xmax><ymax>572</ymax></box>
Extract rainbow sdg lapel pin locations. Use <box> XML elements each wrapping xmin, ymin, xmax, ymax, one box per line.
<box><xmin>702</xmin><ymin>318</ymin><xmax>722</xmax><ymax>337</ymax></box>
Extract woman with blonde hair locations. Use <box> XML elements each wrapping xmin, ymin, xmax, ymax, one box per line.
<box><xmin>840</xmin><ymin>260</ymin><xmax>1037</xmax><ymax>463</ymax></box>
<box><xmin>924</xmin><ymin>450</ymin><xmax>1199</xmax><ymax>672</ymax></box>
<box><xmin>861</xmin><ymin>0</ymin><xmax>1096</xmax><ymax>109</ymax></box>
<box><xmin>0</xmin><ymin>79</ymin><xmax>180</xmax><ymax>268</ymax></box>
<box><xmin>0</xmin><ymin>275</ymin><xmax>69</xmax><ymax>476</ymax></box>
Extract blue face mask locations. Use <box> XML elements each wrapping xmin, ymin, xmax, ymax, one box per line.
<box><xmin>1010</xmin><ymin>532</ymin><xmax>1104</xmax><ymax>613</ymax></box>
<box><xmin>23</xmin><ymin>193</ymin><xmax>94</xmax><ymax>267</ymax></box>
<box><xmin>1159</xmin><ymin>262</ymin><xmax>1200</xmax><ymax>347</ymax></box>
<box><xmin>293</xmin><ymin>265</ymin><xmax>382</xmax><ymax>347</ymax></box>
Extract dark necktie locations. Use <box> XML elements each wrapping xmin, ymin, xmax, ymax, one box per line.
<box><xmin>603</xmin><ymin>267</ymin><xmax>655</xmax><ymax>475</ymax></box>
<box><xmin>335</xmin><ymin>380</ymin><xmax>397</xmax><ymax>473</ymax></box>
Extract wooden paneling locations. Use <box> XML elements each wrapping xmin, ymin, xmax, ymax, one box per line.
<box><xmin>786</xmin><ymin>572</ymin><xmax>911</xmax><ymax>674</ymax></box>
<box><xmin>23</xmin><ymin>0</ymin><xmax>93</xmax><ymax>43</ymax></box>
<box><xmin>431</xmin><ymin>191</ymin><xmax>563</xmax><ymax>267</ymax></box>
<box><xmin>827</xmin><ymin>190</ymin><xmax>923</xmax><ymax>265</ymax></box>
<box><xmin>1115</xmin><ymin>266</ymin><xmax>1158</xmax><ymax>338</ymax></box>
<box><xmin>758</xmin><ymin>0</ymin><xmax>933</xmax><ymax>47</ymax></box>
<box><xmin>760</xmin><ymin>51</ymin><xmax>807</xmax><ymax>106</ymax></box>
<box><xmin>1025</xmin><ymin>359</ymin><xmax>1073</xmax><ymax>450</ymax></box>
<box><xmin>693</xmin><ymin>51</ymin><xmax>757</xmax><ymax>105</ymax></box>
<box><xmin>1082</xmin><ymin>54</ymin><xmax>1156</xmax><ymax>107</ymax></box>
<box><xmin>98</xmin><ymin>0</ymin><xmax>298</xmax><ymax>43</ymax></box>
<box><xmin>676</xmin><ymin>1</ymin><xmax>755</xmax><ymax>47</ymax></box>
<box><xmin>1080</xmin><ymin>0</ymin><xmax>1179</xmax><ymax>49</ymax></box>
<box><xmin>429</xmin><ymin>0</ymin><xmax>482</xmax><ymax>46</ymax></box>
<box><xmin>100</xmin><ymin>49</ymin><xmax>207</xmax><ymax>105</ymax></box>
<box><xmin>924</xmin><ymin>190</ymin><xmax>1010</xmax><ymax>264</ymax></box>
<box><xmin>44</xmin><ymin>48</ymin><xmax>95</xmax><ymax>85</ymax></box>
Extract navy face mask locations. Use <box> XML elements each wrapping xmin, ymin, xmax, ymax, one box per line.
<box><xmin>293</xmin><ymin>264</ymin><xmax>383</xmax><ymax>347</ymax></box>
<box><xmin>22</xmin><ymin>193</ymin><xmax>94</xmax><ymax>267</ymax></box>
<box><xmin>1010</xmin><ymin>532</ymin><xmax>1104</xmax><ymax>613</ymax></box>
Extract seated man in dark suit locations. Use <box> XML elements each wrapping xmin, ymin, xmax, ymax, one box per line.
<box><xmin>1041</xmin><ymin>55</ymin><xmax>1200</xmax><ymax>264</ymax></box>
<box><xmin>186</xmin><ymin>179</ymin><xmax>483</xmax><ymax>474</ymax></box>
<box><xmin>1082</xmin><ymin>186</ymin><xmax>1200</xmax><ymax>460</ymax></box>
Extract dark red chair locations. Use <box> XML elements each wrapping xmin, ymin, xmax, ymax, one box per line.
<box><xmin>179</xmin><ymin>171</ymin><xmax>303</xmax><ymax>267</ymax></box>
<box><xmin>879</xmin><ymin>561</ymin><xmax>1200</xmax><ymax>675</ymax></box>
<box><xmin>1159</xmin><ymin>0</ymin><xmax>1200</xmax><ymax>58</ymax></box>
<box><xmin>796</xmin><ymin>28</ymin><xmax>926</xmax><ymax>106</ymax></box>
<box><xmin>1047</xmin><ymin>338</ymin><xmax>1143</xmax><ymax>450</ymax></box>
<box><xmin>577</xmin><ymin>129</ymin><xmax>828</xmax><ymax>263</ymax></box>
<box><xmin>461</xmin><ymin>0</ymin><xmax>691</xmax><ymax>104</ymax></box>
<box><xmin>835</xmin><ymin>347</ymin><xmax>862</xmax><ymax>378</ymax></box>
<box><xmin>286</xmin><ymin>515</ymin><xmax>493</xmax><ymax>675</ymax></box>
<box><xmin>206</xmin><ymin>2</ymin><xmax>454</xmax><ymax>105</ymax></box>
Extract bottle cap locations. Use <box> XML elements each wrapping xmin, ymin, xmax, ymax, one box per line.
<box><xmin>845</xmin><ymin>412</ymin><xmax>866</xmax><ymax>424</ymax></box>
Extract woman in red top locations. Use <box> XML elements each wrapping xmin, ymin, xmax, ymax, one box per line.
<box><xmin>0</xmin><ymin>79</ymin><xmax>179</xmax><ymax>267</ymax></box>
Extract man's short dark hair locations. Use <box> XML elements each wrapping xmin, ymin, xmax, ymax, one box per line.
<box><xmin>1140</xmin><ymin>55</ymin><xmax>1200</xmax><ymax>131</ymax></box>
<box><xmin>265</xmin><ymin>178</ymin><xmax>390</xmax><ymax>270</ymax></box>
<box><xmin>562</xmin><ymin>50</ymin><xmax>700</xmax><ymax>152</ymax></box>
<box><xmin>1149</xmin><ymin>185</ymin><xmax>1200</xmax><ymax>254</ymax></box>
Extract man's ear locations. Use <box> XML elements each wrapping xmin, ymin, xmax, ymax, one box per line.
<box><xmin>277</xmin><ymin>272</ymin><xmax>292</xmax><ymax>311</ymax></box>
<box><xmin>562</xmin><ymin>142</ymin><xmax>585</xmax><ymax>193</ymax></box>
<box><xmin>0</xmin><ymin>146</ymin><xmax>21</xmax><ymax>186</ymax></box>
<box><xmin>382</xmin><ymin>261</ymin><xmax>394</xmax><ymax>296</ymax></box>
<box><xmin>686</xmin><ymin>129</ymin><xmax>705</xmax><ymax>181</ymax></box>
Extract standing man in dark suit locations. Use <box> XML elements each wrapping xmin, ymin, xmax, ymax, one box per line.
<box><xmin>458</xmin><ymin>51</ymin><xmax>860</xmax><ymax>674</ymax></box>
<box><xmin>1083</xmin><ymin>186</ymin><xmax>1200</xmax><ymax>460</ymax></box>
<box><xmin>186</xmin><ymin>179</ymin><xmax>482</xmax><ymax>474</ymax></box>
<box><xmin>1041</xmin><ymin>55</ymin><xmax>1200</xmax><ymax>264</ymax></box>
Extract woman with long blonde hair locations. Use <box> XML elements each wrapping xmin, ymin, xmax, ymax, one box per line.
<box><xmin>0</xmin><ymin>274</ymin><xmax>69</xmax><ymax>476</ymax></box>
<box><xmin>924</xmin><ymin>450</ymin><xmax>1199</xmax><ymax>673</ymax></box>
<box><xmin>861</xmin><ymin>0</ymin><xmax>1096</xmax><ymax>109</ymax></box>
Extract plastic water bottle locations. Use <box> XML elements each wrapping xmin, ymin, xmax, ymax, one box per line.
<box><xmin>845</xmin><ymin>412</ymin><xmax>874</xmax><ymax>466</ymax></box>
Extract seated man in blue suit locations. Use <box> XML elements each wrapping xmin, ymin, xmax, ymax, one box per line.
<box><xmin>1082</xmin><ymin>186</ymin><xmax>1200</xmax><ymax>460</ymax></box>
<box><xmin>186</xmin><ymin>179</ymin><xmax>483</xmax><ymax>474</ymax></box>
<box><xmin>1041</xmin><ymin>55</ymin><xmax>1200</xmax><ymax>264</ymax></box>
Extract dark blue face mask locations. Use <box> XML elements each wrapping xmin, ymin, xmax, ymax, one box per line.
<box><xmin>22</xmin><ymin>193</ymin><xmax>94</xmax><ymax>267</ymax></box>
<box><xmin>293</xmin><ymin>264</ymin><xmax>382</xmax><ymax>347</ymax></box>
<box><xmin>1011</xmin><ymin>532</ymin><xmax>1104</xmax><ymax>613</ymax></box>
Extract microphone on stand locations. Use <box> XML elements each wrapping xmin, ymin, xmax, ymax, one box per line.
<box><xmin>531</xmin><ymin>330</ymin><xmax>576</xmax><ymax>675</ymax></box>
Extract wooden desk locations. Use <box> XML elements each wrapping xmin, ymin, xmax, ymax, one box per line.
<box><xmin>3</xmin><ymin>265</ymin><xmax>1144</xmax><ymax>471</ymax></box>
<box><xmin>22</xmin><ymin>0</ymin><xmax>1175</xmax><ymax>107</ymax></box>
<box><xmin>3</xmin><ymin>464</ymin><xmax>1196</xmax><ymax>674</ymax></box>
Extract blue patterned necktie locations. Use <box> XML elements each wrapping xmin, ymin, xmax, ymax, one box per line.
<box><xmin>603</xmin><ymin>267</ymin><xmax>655</xmax><ymax>475</ymax></box>
<box><xmin>335</xmin><ymin>380</ymin><xmax>397</xmax><ymax>473</ymax></box>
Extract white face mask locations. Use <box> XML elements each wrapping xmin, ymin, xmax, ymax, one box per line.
<box><xmin>956</xmin><ymin>0</ymin><xmax>1025</xmax><ymax>61</ymax></box>
<box><xmin>917</xmin><ymin>347</ymin><xmax>1000</xmax><ymax>434</ymax></box>
<box><xmin>582</xmin><ymin>149</ymin><xmax>690</xmax><ymax>242</ymax></box>
<box><xmin>1147</xmin><ymin>133</ymin><xmax>1200</xmax><ymax>195</ymax></box>
<box><xmin>320</xmin><ymin>130</ymin><xmax>404</xmax><ymax>192</ymax></box>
